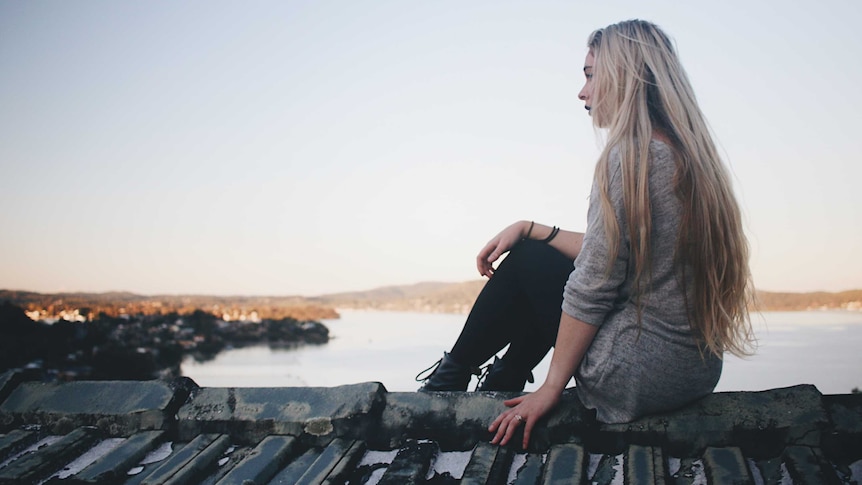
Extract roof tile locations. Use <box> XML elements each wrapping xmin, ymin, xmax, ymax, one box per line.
<box><xmin>0</xmin><ymin>426</ymin><xmax>100</xmax><ymax>484</ymax></box>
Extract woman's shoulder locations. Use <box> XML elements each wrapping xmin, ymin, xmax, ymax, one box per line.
<box><xmin>649</xmin><ymin>138</ymin><xmax>675</xmax><ymax>159</ymax></box>
<box><xmin>648</xmin><ymin>138</ymin><xmax>677</xmax><ymax>176</ymax></box>
<box><xmin>604</xmin><ymin>139</ymin><xmax>675</xmax><ymax>177</ymax></box>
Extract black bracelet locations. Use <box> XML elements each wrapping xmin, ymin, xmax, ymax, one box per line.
<box><xmin>524</xmin><ymin>221</ymin><xmax>535</xmax><ymax>239</ymax></box>
<box><xmin>541</xmin><ymin>226</ymin><xmax>560</xmax><ymax>243</ymax></box>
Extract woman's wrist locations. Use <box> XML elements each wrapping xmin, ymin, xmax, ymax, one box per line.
<box><xmin>541</xmin><ymin>225</ymin><xmax>560</xmax><ymax>243</ymax></box>
<box><xmin>537</xmin><ymin>381</ymin><xmax>567</xmax><ymax>398</ymax></box>
<box><xmin>542</xmin><ymin>375</ymin><xmax>572</xmax><ymax>395</ymax></box>
<box><xmin>520</xmin><ymin>220</ymin><xmax>559</xmax><ymax>243</ymax></box>
<box><xmin>522</xmin><ymin>220</ymin><xmax>535</xmax><ymax>240</ymax></box>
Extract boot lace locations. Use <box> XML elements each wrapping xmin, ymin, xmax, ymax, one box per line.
<box><xmin>414</xmin><ymin>358</ymin><xmax>442</xmax><ymax>383</ymax></box>
<box><xmin>473</xmin><ymin>356</ymin><xmax>535</xmax><ymax>391</ymax></box>
<box><xmin>415</xmin><ymin>357</ymin><xmax>482</xmax><ymax>384</ymax></box>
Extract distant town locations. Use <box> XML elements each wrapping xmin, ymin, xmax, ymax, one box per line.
<box><xmin>0</xmin><ymin>290</ymin><xmax>339</xmax><ymax>323</ymax></box>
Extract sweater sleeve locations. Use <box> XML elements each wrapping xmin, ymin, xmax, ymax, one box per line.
<box><xmin>562</xmin><ymin>154</ymin><xmax>629</xmax><ymax>326</ymax></box>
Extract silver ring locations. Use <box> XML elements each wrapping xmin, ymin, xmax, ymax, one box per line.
<box><xmin>514</xmin><ymin>414</ymin><xmax>524</xmax><ymax>422</ymax></box>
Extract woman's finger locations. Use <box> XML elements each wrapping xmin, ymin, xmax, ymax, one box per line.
<box><xmin>503</xmin><ymin>396</ymin><xmax>525</xmax><ymax>407</ymax></box>
<box><xmin>476</xmin><ymin>243</ymin><xmax>496</xmax><ymax>276</ymax></box>
<box><xmin>490</xmin><ymin>413</ymin><xmax>520</xmax><ymax>446</ymax></box>
<box><xmin>488</xmin><ymin>412</ymin><xmax>505</xmax><ymax>433</ymax></box>
<box><xmin>477</xmin><ymin>244</ymin><xmax>504</xmax><ymax>278</ymax></box>
<box><xmin>490</xmin><ymin>420</ymin><xmax>506</xmax><ymax>445</ymax></box>
<box><xmin>504</xmin><ymin>413</ymin><xmax>527</xmax><ymax>446</ymax></box>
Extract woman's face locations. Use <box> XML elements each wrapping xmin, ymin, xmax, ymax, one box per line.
<box><xmin>577</xmin><ymin>51</ymin><xmax>595</xmax><ymax>115</ymax></box>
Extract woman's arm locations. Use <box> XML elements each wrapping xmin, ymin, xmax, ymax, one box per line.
<box><xmin>526</xmin><ymin>221</ymin><xmax>584</xmax><ymax>260</ymax></box>
<box><xmin>488</xmin><ymin>312</ymin><xmax>598</xmax><ymax>449</ymax></box>
<box><xmin>476</xmin><ymin>220</ymin><xmax>584</xmax><ymax>278</ymax></box>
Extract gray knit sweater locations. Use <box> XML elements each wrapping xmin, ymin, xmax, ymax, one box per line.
<box><xmin>562</xmin><ymin>140</ymin><xmax>722</xmax><ymax>424</ymax></box>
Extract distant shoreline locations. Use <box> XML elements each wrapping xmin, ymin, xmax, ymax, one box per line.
<box><xmin>2</xmin><ymin>284</ymin><xmax>861</xmax><ymax>320</ymax></box>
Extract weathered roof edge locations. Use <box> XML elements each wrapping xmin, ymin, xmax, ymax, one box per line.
<box><xmin>1</xmin><ymin>370</ymin><xmax>860</xmax><ymax>461</ymax></box>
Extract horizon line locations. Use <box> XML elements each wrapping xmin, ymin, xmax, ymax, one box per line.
<box><xmin>3</xmin><ymin>283</ymin><xmax>862</xmax><ymax>299</ymax></box>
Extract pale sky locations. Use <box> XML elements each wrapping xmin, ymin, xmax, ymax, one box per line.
<box><xmin>2</xmin><ymin>0</ymin><xmax>861</xmax><ymax>296</ymax></box>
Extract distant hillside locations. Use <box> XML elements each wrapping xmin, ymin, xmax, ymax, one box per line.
<box><xmin>313</xmin><ymin>283</ymin><xmax>862</xmax><ymax>314</ymax></box>
<box><xmin>312</xmin><ymin>281</ymin><xmax>487</xmax><ymax>314</ymax></box>
<box><xmin>314</xmin><ymin>283</ymin><xmax>862</xmax><ymax>313</ymax></box>
<box><xmin>755</xmin><ymin>289</ymin><xmax>862</xmax><ymax>311</ymax></box>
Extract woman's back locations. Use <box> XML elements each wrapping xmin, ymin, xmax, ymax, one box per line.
<box><xmin>564</xmin><ymin>139</ymin><xmax>722</xmax><ymax>423</ymax></box>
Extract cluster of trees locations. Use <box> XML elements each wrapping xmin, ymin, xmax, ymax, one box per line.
<box><xmin>0</xmin><ymin>301</ymin><xmax>329</xmax><ymax>382</ymax></box>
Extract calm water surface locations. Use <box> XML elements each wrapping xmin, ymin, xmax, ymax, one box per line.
<box><xmin>181</xmin><ymin>309</ymin><xmax>862</xmax><ymax>394</ymax></box>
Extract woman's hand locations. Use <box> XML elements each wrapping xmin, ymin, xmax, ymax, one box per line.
<box><xmin>488</xmin><ymin>385</ymin><xmax>562</xmax><ymax>449</ymax></box>
<box><xmin>476</xmin><ymin>221</ymin><xmax>529</xmax><ymax>278</ymax></box>
<box><xmin>489</xmin><ymin>314</ymin><xmax>597</xmax><ymax>449</ymax></box>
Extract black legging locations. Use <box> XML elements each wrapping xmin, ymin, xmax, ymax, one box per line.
<box><xmin>448</xmin><ymin>239</ymin><xmax>575</xmax><ymax>372</ymax></box>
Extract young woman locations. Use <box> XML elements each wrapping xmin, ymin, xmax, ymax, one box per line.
<box><xmin>415</xmin><ymin>19</ymin><xmax>755</xmax><ymax>449</ymax></box>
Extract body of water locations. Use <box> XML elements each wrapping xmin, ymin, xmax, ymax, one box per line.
<box><xmin>181</xmin><ymin>309</ymin><xmax>862</xmax><ymax>394</ymax></box>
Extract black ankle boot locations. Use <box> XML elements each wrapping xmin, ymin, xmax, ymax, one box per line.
<box><xmin>416</xmin><ymin>352</ymin><xmax>480</xmax><ymax>391</ymax></box>
<box><xmin>475</xmin><ymin>356</ymin><xmax>534</xmax><ymax>392</ymax></box>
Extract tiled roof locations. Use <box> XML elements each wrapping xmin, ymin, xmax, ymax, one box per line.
<box><xmin>0</xmin><ymin>369</ymin><xmax>859</xmax><ymax>484</ymax></box>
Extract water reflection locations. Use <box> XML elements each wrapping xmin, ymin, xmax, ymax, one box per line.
<box><xmin>181</xmin><ymin>310</ymin><xmax>862</xmax><ymax>394</ymax></box>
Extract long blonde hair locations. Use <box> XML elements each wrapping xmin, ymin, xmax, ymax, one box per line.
<box><xmin>588</xmin><ymin>19</ymin><xmax>754</xmax><ymax>357</ymax></box>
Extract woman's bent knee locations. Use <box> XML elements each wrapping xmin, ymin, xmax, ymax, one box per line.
<box><xmin>502</xmin><ymin>239</ymin><xmax>572</xmax><ymax>274</ymax></box>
